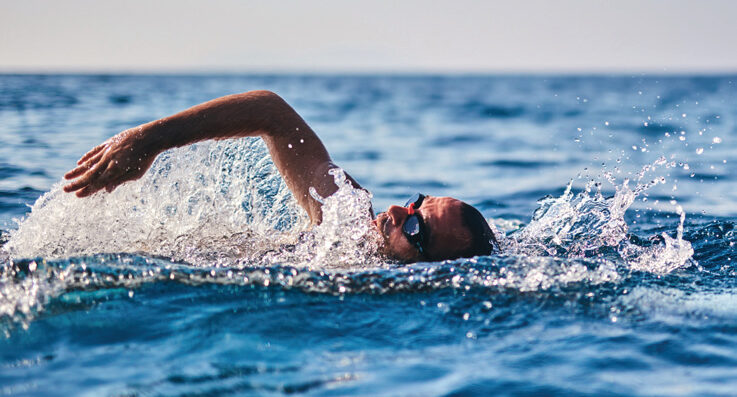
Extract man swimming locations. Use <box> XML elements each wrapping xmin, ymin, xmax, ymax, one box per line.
<box><xmin>63</xmin><ymin>90</ymin><xmax>499</xmax><ymax>262</ymax></box>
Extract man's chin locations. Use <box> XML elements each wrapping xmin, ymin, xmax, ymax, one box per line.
<box><xmin>375</xmin><ymin>243</ymin><xmax>410</xmax><ymax>262</ymax></box>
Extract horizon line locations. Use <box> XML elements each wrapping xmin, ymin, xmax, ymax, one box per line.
<box><xmin>2</xmin><ymin>66</ymin><xmax>737</xmax><ymax>77</ymax></box>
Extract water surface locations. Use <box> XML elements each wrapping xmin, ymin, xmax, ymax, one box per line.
<box><xmin>1</xmin><ymin>74</ymin><xmax>736</xmax><ymax>396</ymax></box>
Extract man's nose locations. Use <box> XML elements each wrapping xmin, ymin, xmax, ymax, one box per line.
<box><xmin>386</xmin><ymin>205</ymin><xmax>409</xmax><ymax>226</ymax></box>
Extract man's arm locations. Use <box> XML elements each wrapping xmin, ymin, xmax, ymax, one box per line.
<box><xmin>63</xmin><ymin>90</ymin><xmax>360</xmax><ymax>223</ymax></box>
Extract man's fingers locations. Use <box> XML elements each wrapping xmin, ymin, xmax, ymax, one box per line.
<box><xmin>63</xmin><ymin>177</ymin><xmax>90</xmax><ymax>193</ymax></box>
<box><xmin>74</xmin><ymin>172</ymin><xmax>111</xmax><ymax>197</ymax></box>
<box><xmin>76</xmin><ymin>184</ymin><xmax>102</xmax><ymax>198</ymax></box>
<box><xmin>79</xmin><ymin>169</ymin><xmax>118</xmax><ymax>197</ymax></box>
<box><xmin>66</xmin><ymin>150</ymin><xmax>106</xmax><ymax>179</ymax></box>
<box><xmin>62</xmin><ymin>162</ymin><xmax>105</xmax><ymax>193</ymax></box>
<box><xmin>64</xmin><ymin>164</ymin><xmax>88</xmax><ymax>180</ymax></box>
<box><xmin>77</xmin><ymin>144</ymin><xmax>106</xmax><ymax>165</ymax></box>
<box><xmin>66</xmin><ymin>149</ymin><xmax>107</xmax><ymax>180</ymax></box>
<box><xmin>64</xmin><ymin>160</ymin><xmax>95</xmax><ymax>179</ymax></box>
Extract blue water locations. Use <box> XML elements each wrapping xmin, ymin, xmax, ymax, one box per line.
<box><xmin>1</xmin><ymin>74</ymin><xmax>737</xmax><ymax>395</ymax></box>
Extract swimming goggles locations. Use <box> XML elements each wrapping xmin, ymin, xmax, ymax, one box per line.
<box><xmin>403</xmin><ymin>193</ymin><xmax>428</xmax><ymax>256</ymax></box>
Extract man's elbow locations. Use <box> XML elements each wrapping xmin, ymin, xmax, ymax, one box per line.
<box><xmin>245</xmin><ymin>90</ymin><xmax>285</xmax><ymax>104</ymax></box>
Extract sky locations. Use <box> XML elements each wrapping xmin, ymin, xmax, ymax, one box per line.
<box><xmin>2</xmin><ymin>0</ymin><xmax>736</xmax><ymax>73</ymax></box>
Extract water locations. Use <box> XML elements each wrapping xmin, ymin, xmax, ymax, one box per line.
<box><xmin>1</xmin><ymin>74</ymin><xmax>736</xmax><ymax>395</ymax></box>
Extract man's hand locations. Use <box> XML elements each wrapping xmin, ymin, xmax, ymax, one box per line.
<box><xmin>63</xmin><ymin>127</ymin><xmax>160</xmax><ymax>197</ymax></box>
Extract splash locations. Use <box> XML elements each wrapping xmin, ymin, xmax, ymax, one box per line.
<box><xmin>4</xmin><ymin>138</ymin><xmax>384</xmax><ymax>270</ymax></box>
<box><xmin>503</xmin><ymin>157</ymin><xmax>694</xmax><ymax>274</ymax></box>
<box><xmin>4</xmin><ymin>139</ymin><xmax>306</xmax><ymax>262</ymax></box>
<box><xmin>626</xmin><ymin>207</ymin><xmax>693</xmax><ymax>274</ymax></box>
<box><xmin>284</xmin><ymin>168</ymin><xmax>383</xmax><ymax>269</ymax></box>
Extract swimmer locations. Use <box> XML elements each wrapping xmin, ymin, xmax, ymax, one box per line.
<box><xmin>63</xmin><ymin>90</ymin><xmax>499</xmax><ymax>262</ymax></box>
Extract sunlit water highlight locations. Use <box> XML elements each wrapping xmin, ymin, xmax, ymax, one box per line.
<box><xmin>1</xmin><ymin>74</ymin><xmax>736</xmax><ymax>396</ymax></box>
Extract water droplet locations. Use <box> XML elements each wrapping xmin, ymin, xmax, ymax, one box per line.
<box><xmin>713</xmin><ymin>137</ymin><xmax>722</xmax><ymax>144</ymax></box>
<box><xmin>288</xmin><ymin>144</ymin><xmax>293</xmax><ymax>149</ymax></box>
<box><xmin>696</xmin><ymin>148</ymin><xmax>704</xmax><ymax>155</ymax></box>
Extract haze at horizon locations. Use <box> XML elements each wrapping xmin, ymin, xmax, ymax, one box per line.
<box><xmin>2</xmin><ymin>0</ymin><xmax>736</xmax><ymax>74</ymax></box>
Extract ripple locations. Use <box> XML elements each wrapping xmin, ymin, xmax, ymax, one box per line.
<box><xmin>479</xmin><ymin>159</ymin><xmax>560</xmax><ymax>168</ymax></box>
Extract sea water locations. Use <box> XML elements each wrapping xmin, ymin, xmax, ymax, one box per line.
<box><xmin>1</xmin><ymin>74</ymin><xmax>736</xmax><ymax>395</ymax></box>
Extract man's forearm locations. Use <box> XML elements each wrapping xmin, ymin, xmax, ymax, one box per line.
<box><xmin>140</xmin><ymin>90</ymin><xmax>307</xmax><ymax>153</ymax></box>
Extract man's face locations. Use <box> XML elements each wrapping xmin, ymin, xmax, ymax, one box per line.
<box><xmin>372</xmin><ymin>196</ymin><xmax>472</xmax><ymax>262</ymax></box>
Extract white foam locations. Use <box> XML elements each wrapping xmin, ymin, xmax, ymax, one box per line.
<box><xmin>500</xmin><ymin>157</ymin><xmax>693</xmax><ymax>274</ymax></box>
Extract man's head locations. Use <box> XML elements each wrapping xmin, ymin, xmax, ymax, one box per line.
<box><xmin>372</xmin><ymin>194</ymin><xmax>499</xmax><ymax>262</ymax></box>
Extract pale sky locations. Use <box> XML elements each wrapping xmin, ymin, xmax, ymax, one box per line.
<box><xmin>2</xmin><ymin>0</ymin><xmax>736</xmax><ymax>73</ymax></box>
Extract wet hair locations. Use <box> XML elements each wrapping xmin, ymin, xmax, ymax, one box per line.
<box><xmin>455</xmin><ymin>203</ymin><xmax>499</xmax><ymax>259</ymax></box>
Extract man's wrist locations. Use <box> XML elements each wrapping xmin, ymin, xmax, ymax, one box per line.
<box><xmin>138</xmin><ymin>119</ymin><xmax>172</xmax><ymax>155</ymax></box>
